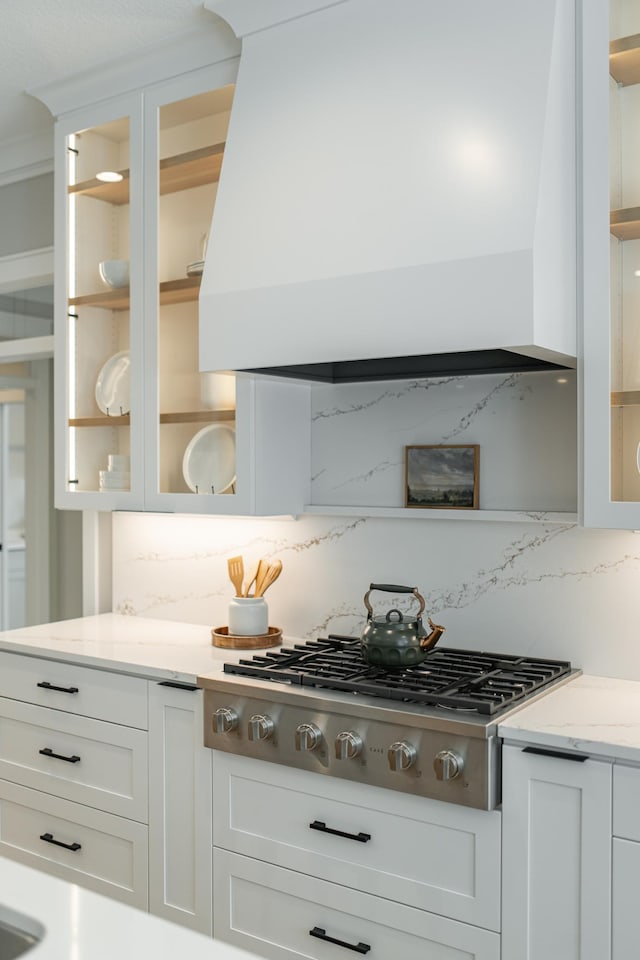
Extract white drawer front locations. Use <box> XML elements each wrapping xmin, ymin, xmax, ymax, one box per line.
<box><xmin>0</xmin><ymin>779</ymin><xmax>148</xmax><ymax>909</ymax></box>
<box><xmin>613</xmin><ymin>764</ymin><xmax>640</xmax><ymax>841</ymax></box>
<box><xmin>0</xmin><ymin>652</ymin><xmax>147</xmax><ymax>728</ymax></box>
<box><xmin>212</xmin><ymin>753</ymin><xmax>500</xmax><ymax>931</ymax></box>
<box><xmin>213</xmin><ymin>849</ymin><xmax>500</xmax><ymax>960</ymax></box>
<box><xmin>0</xmin><ymin>698</ymin><xmax>148</xmax><ymax>821</ymax></box>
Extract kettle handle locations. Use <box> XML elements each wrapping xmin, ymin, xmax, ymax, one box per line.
<box><xmin>364</xmin><ymin>584</ymin><xmax>426</xmax><ymax>618</ymax></box>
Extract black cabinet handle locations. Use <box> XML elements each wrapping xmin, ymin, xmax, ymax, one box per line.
<box><xmin>522</xmin><ymin>746</ymin><xmax>588</xmax><ymax>763</ymax></box>
<box><xmin>310</xmin><ymin>927</ymin><xmax>370</xmax><ymax>954</ymax></box>
<box><xmin>157</xmin><ymin>680</ymin><xmax>198</xmax><ymax>691</ymax></box>
<box><xmin>39</xmin><ymin>747</ymin><xmax>81</xmax><ymax>764</ymax></box>
<box><xmin>310</xmin><ymin>820</ymin><xmax>371</xmax><ymax>843</ymax></box>
<box><xmin>39</xmin><ymin>832</ymin><xmax>81</xmax><ymax>852</ymax></box>
<box><xmin>37</xmin><ymin>681</ymin><xmax>79</xmax><ymax>695</ymax></box>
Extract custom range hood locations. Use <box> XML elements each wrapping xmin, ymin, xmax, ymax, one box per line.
<box><xmin>200</xmin><ymin>0</ymin><xmax>577</xmax><ymax>383</ymax></box>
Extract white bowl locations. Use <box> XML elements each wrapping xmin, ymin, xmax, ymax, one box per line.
<box><xmin>99</xmin><ymin>470</ymin><xmax>130</xmax><ymax>490</ymax></box>
<box><xmin>99</xmin><ymin>259</ymin><xmax>129</xmax><ymax>289</ymax></box>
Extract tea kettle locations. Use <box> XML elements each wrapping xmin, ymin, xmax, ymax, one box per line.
<box><xmin>360</xmin><ymin>583</ymin><xmax>445</xmax><ymax>668</ymax></box>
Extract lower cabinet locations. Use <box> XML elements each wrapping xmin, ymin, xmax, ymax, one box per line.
<box><xmin>612</xmin><ymin>764</ymin><xmax>640</xmax><ymax>959</ymax></box>
<box><xmin>501</xmin><ymin>744</ymin><xmax>613</xmax><ymax>960</ymax></box>
<box><xmin>148</xmin><ymin>681</ymin><xmax>213</xmax><ymax>934</ymax></box>
<box><xmin>212</xmin><ymin>753</ymin><xmax>501</xmax><ymax>959</ymax></box>
<box><xmin>213</xmin><ymin>848</ymin><xmax>500</xmax><ymax>960</ymax></box>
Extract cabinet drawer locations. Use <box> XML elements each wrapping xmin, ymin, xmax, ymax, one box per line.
<box><xmin>213</xmin><ymin>849</ymin><xmax>500</xmax><ymax>960</ymax></box>
<box><xmin>0</xmin><ymin>779</ymin><xmax>148</xmax><ymax>909</ymax></box>
<box><xmin>212</xmin><ymin>753</ymin><xmax>500</xmax><ymax>931</ymax></box>
<box><xmin>0</xmin><ymin>698</ymin><xmax>148</xmax><ymax>821</ymax></box>
<box><xmin>0</xmin><ymin>652</ymin><xmax>147</xmax><ymax>728</ymax></box>
<box><xmin>613</xmin><ymin>838</ymin><xmax>640</xmax><ymax>959</ymax></box>
<box><xmin>614</xmin><ymin>764</ymin><xmax>640</xmax><ymax>840</ymax></box>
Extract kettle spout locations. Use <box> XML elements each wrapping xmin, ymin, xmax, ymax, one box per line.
<box><xmin>420</xmin><ymin>617</ymin><xmax>446</xmax><ymax>652</ymax></box>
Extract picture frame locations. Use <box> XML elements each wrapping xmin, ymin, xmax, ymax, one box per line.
<box><xmin>405</xmin><ymin>444</ymin><xmax>479</xmax><ymax>510</ymax></box>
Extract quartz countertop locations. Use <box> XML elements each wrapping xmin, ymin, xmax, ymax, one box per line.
<box><xmin>0</xmin><ymin>613</ymin><xmax>282</xmax><ymax>684</ymax></box>
<box><xmin>499</xmin><ymin>674</ymin><xmax>640</xmax><ymax>763</ymax></box>
<box><xmin>0</xmin><ymin>856</ymin><xmax>258</xmax><ymax>960</ymax></box>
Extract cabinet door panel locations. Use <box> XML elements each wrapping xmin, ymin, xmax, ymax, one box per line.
<box><xmin>213</xmin><ymin>848</ymin><xmax>500</xmax><ymax>960</ymax></box>
<box><xmin>612</xmin><ymin>837</ymin><xmax>640</xmax><ymax>959</ymax></box>
<box><xmin>501</xmin><ymin>745</ymin><xmax>611</xmax><ymax>960</ymax></box>
<box><xmin>148</xmin><ymin>682</ymin><xmax>212</xmax><ymax>933</ymax></box>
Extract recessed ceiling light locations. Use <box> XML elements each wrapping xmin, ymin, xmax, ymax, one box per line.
<box><xmin>96</xmin><ymin>171</ymin><xmax>123</xmax><ymax>183</ymax></box>
<box><xmin>556</xmin><ymin>377</ymin><xmax>568</xmax><ymax>384</ymax></box>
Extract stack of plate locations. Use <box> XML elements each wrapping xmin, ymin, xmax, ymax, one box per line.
<box><xmin>99</xmin><ymin>454</ymin><xmax>130</xmax><ymax>492</ymax></box>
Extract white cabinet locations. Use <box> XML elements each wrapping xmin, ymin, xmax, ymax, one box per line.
<box><xmin>0</xmin><ymin>649</ymin><xmax>150</xmax><ymax>908</ymax></box>
<box><xmin>612</xmin><ymin>764</ymin><xmax>640</xmax><ymax>958</ymax></box>
<box><xmin>50</xmin><ymin>49</ymin><xmax>310</xmax><ymax>515</ymax></box>
<box><xmin>212</xmin><ymin>753</ymin><xmax>501</xmax><ymax>958</ymax></box>
<box><xmin>501</xmin><ymin>744</ymin><xmax>612</xmax><ymax>960</ymax></box>
<box><xmin>148</xmin><ymin>681</ymin><xmax>212</xmax><ymax>934</ymax></box>
<box><xmin>582</xmin><ymin>0</ymin><xmax>640</xmax><ymax>527</ymax></box>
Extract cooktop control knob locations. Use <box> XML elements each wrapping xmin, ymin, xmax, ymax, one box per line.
<box><xmin>248</xmin><ymin>714</ymin><xmax>275</xmax><ymax>742</ymax></box>
<box><xmin>335</xmin><ymin>731</ymin><xmax>363</xmax><ymax>760</ymax></box>
<box><xmin>213</xmin><ymin>707</ymin><xmax>239</xmax><ymax>735</ymax></box>
<box><xmin>433</xmin><ymin>749</ymin><xmax>464</xmax><ymax>781</ymax></box>
<box><xmin>387</xmin><ymin>741</ymin><xmax>417</xmax><ymax>772</ymax></box>
<box><xmin>295</xmin><ymin>722</ymin><xmax>322</xmax><ymax>752</ymax></box>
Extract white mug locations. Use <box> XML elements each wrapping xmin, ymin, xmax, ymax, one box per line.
<box><xmin>228</xmin><ymin>597</ymin><xmax>268</xmax><ymax>637</ymax></box>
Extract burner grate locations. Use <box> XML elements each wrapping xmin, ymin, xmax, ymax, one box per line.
<box><xmin>224</xmin><ymin>635</ymin><xmax>572</xmax><ymax>715</ymax></box>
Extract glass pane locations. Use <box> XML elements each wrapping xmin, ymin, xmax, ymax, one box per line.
<box><xmin>0</xmin><ymin>285</ymin><xmax>53</xmax><ymax>340</ymax></box>
<box><xmin>156</xmin><ymin>86</ymin><xmax>236</xmax><ymax>496</ymax></box>
<box><xmin>66</xmin><ymin>115</ymin><xmax>131</xmax><ymax>495</ymax></box>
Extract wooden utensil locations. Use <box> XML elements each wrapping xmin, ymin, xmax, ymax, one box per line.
<box><xmin>253</xmin><ymin>558</ymin><xmax>270</xmax><ymax>597</ymax></box>
<box><xmin>227</xmin><ymin>555</ymin><xmax>244</xmax><ymax>597</ymax></box>
<box><xmin>255</xmin><ymin>559</ymin><xmax>283</xmax><ymax>597</ymax></box>
<box><xmin>243</xmin><ymin>561</ymin><xmax>260</xmax><ymax>597</ymax></box>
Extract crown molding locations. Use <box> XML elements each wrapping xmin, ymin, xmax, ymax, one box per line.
<box><xmin>203</xmin><ymin>0</ymin><xmax>350</xmax><ymax>37</ymax></box>
<box><xmin>29</xmin><ymin>20</ymin><xmax>240</xmax><ymax>119</ymax></box>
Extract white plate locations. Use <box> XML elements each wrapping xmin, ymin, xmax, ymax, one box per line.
<box><xmin>95</xmin><ymin>351</ymin><xmax>130</xmax><ymax>416</ymax></box>
<box><xmin>182</xmin><ymin>424</ymin><xmax>236</xmax><ymax>494</ymax></box>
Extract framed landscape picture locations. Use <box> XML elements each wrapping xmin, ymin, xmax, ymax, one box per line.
<box><xmin>405</xmin><ymin>444</ymin><xmax>479</xmax><ymax>509</ymax></box>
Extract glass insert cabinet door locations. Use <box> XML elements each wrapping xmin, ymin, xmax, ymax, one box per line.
<box><xmin>583</xmin><ymin>0</ymin><xmax>640</xmax><ymax>528</ymax></box>
<box><xmin>57</xmin><ymin>95</ymin><xmax>144</xmax><ymax>509</ymax></box>
<box><xmin>143</xmin><ymin>77</ymin><xmax>238</xmax><ymax>511</ymax></box>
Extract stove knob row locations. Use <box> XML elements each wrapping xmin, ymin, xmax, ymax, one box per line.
<box><xmin>433</xmin><ymin>749</ymin><xmax>464</xmax><ymax>781</ymax></box>
<box><xmin>388</xmin><ymin>740</ymin><xmax>417</xmax><ymax>772</ymax></box>
<box><xmin>248</xmin><ymin>714</ymin><xmax>275</xmax><ymax>742</ymax></box>
<box><xmin>334</xmin><ymin>731</ymin><xmax>363</xmax><ymax>760</ymax></box>
<box><xmin>213</xmin><ymin>707</ymin><xmax>239</xmax><ymax>734</ymax></box>
<box><xmin>295</xmin><ymin>722</ymin><xmax>322</xmax><ymax>752</ymax></box>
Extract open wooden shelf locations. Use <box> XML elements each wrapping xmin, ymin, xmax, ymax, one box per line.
<box><xmin>611</xmin><ymin>390</ymin><xmax>640</xmax><ymax>406</ymax></box>
<box><xmin>610</xmin><ymin>207</ymin><xmax>640</xmax><ymax>240</ymax></box>
<box><xmin>69</xmin><ymin>276</ymin><xmax>201</xmax><ymax>311</ymax></box>
<box><xmin>69</xmin><ymin>409</ymin><xmax>234</xmax><ymax>427</ymax></box>
<box><xmin>69</xmin><ymin>143</ymin><xmax>225</xmax><ymax>205</ymax></box>
<box><xmin>610</xmin><ymin>34</ymin><xmax>640</xmax><ymax>86</ymax></box>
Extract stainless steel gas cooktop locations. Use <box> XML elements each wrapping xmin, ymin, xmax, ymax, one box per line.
<box><xmin>199</xmin><ymin>635</ymin><xmax>578</xmax><ymax>810</ymax></box>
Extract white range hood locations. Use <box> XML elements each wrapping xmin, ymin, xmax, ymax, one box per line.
<box><xmin>200</xmin><ymin>0</ymin><xmax>577</xmax><ymax>382</ymax></box>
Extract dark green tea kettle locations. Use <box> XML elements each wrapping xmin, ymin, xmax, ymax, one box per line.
<box><xmin>360</xmin><ymin>583</ymin><xmax>445</xmax><ymax>668</ymax></box>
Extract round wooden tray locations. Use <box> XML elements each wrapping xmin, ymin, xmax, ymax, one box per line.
<box><xmin>211</xmin><ymin>625</ymin><xmax>283</xmax><ymax>649</ymax></box>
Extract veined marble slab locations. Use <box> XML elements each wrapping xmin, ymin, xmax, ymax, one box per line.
<box><xmin>499</xmin><ymin>674</ymin><xmax>640</xmax><ymax>763</ymax></box>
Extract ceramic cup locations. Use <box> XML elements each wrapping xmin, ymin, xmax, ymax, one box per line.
<box><xmin>228</xmin><ymin>596</ymin><xmax>268</xmax><ymax>637</ymax></box>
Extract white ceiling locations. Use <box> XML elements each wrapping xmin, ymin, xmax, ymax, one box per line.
<box><xmin>0</xmin><ymin>0</ymin><xmax>224</xmax><ymax>145</ymax></box>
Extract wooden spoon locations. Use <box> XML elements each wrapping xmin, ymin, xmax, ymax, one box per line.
<box><xmin>227</xmin><ymin>555</ymin><xmax>244</xmax><ymax>597</ymax></box>
<box><xmin>253</xmin><ymin>558</ymin><xmax>270</xmax><ymax>597</ymax></box>
<box><xmin>255</xmin><ymin>559</ymin><xmax>283</xmax><ymax>597</ymax></box>
<box><xmin>243</xmin><ymin>561</ymin><xmax>259</xmax><ymax>597</ymax></box>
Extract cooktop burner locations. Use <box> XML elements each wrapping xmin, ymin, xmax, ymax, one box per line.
<box><xmin>223</xmin><ymin>635</ymin><xmax>572</xmax><ymax>716</ymax></box>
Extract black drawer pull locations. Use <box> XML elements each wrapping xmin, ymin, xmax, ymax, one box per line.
<box><xmin>523</xmin><ymin>746</ymin><xmax>588</xmax><ymax>763</ymax></box>
<box><xmin>39</xmin><ymin>832</ymin><xmax>81</xmax><ymax>852</ymax></box>
<box><xmin>310</xmin><ymin>927</ymin><xmax>370</xmax><ymax>954</ymax></box>
<box><xmin>157</xmin><ymin>680</ymin><xmax>198</xmax><ymax>691</ymax></box>
<box><xmin>310</xmin><ymin>820</ymin><xmax>371</xmax><ymax>843</ymax></box>
<box><xmin>37</xmin><ymin>681</ymin><xmax>79</xmax><ymax>695</ymax></box>
<box><xmin>39</xmin><ymin>747</ymin><xmax>81</xmax><ymax>764</ymax></box>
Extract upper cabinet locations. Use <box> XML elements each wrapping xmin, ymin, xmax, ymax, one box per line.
<box><xmin>582</xmin><ymin>0</ymin><xmax>640</xmax><ymax>528</ymax></box>
<box><xmin>46</xmin><ymin>45</ymin><xmax>310</xmax><ymax>516</ymax></box>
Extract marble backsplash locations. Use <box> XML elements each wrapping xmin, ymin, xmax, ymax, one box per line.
<box><xmin>110</xmin><ymin>370</ymin><xmax>640</xmax><ymax>680</ymax></box>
